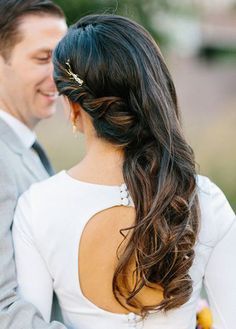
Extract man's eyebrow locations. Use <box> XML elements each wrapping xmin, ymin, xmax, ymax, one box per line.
<box><xmin>32</xmin><ymin>48</ymin><xmax>53</xmax><ymax>54</ymax></box>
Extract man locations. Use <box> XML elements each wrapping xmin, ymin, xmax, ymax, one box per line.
<box><xmin>0</xmin><ymin>1</ymin><xmax>68</xmax><ymax>328</ymax></box>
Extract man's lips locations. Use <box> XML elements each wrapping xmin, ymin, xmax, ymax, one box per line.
<box><xmin>39</xmin><ymin>90</ymin><xmax>59</xmax><ymax>101</ymax></box>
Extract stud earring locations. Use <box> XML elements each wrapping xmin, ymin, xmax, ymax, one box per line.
<box><xmin>72</xmin><ymin>123</ymin><xmax>77</xmax><ymax>134</ymax></box>
<box><xmin>72</xmin><ymin>120</ymin><xmax>78</xmax><ymax>137</ymax></box>
<box><xmin>70</xmin><ymin>111</ymin><xmax>78</xmax><ymax>137</ymax></box>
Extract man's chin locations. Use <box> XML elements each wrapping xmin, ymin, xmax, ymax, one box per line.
<box><xmin>38</xmin><ymin>107</ymin><xmax>57</xmax><ymax>121</ymax></box>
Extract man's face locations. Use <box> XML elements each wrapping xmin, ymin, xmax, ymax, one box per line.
<box><xmin>0</xmin><ymin>15</ymin><xmax>67</xmax><ymax>129</ymax></box>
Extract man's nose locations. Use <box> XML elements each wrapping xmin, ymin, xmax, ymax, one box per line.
<box><xmin>48</xmin><ymin>61</ymin><xmax>56</xmax><ymax>84</ymax></box>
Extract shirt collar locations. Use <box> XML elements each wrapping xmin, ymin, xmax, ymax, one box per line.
<box><xmin>0</xmin><ymin>110</ymin><xmax>36</xmax><ymax>149</ymax></box>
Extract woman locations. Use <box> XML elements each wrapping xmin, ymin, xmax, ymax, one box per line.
<box><xmin>12</xmin><ymin>14</ymin><xmax>235</xmax><ymax>329</ymax></box>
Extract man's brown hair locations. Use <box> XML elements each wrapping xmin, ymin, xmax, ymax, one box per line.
<box><xmin>0</xmin><ymin>0</ymin><xmax>65</xmax><ymax>59</ymax></box>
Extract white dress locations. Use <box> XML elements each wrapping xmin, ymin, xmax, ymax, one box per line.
<box><xmin>12</xmin><ymin>171</ymin><xmax>236</xmax><ymax>329</ymax></box>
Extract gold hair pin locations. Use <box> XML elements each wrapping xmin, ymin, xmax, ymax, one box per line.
<box><xmin>65</xmin><ymin>59</ymin><xmax>83</xmax><ymax>86</ymax></box>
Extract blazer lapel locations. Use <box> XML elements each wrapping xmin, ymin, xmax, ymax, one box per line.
<box><xmin>0</xmin><ymin>119</ymin><xmax>49</xmax><ymax>181</ymax></box>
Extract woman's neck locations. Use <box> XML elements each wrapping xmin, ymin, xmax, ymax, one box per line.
<box><xmin>69</xmin><ymin>137</ymin><xmax>125</xmax><ymax>186</ymax></box>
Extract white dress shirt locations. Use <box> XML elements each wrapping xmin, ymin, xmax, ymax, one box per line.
<box><xmin>0</xmin><ymin>110</ymin><xmax>36</xmax><ymax>148</ymax></box>
<box><xmin>12</xmin><ymin>172</ymin><xmax>236</xmax><ymax>329</ymax></box>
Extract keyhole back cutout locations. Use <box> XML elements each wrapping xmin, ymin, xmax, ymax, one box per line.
<box><xmin>78</xmin><ymin>205</ymin><xmax>164</xmax><ymax>315</ymax></box>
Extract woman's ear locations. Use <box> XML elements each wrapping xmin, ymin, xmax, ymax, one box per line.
<box><xmin>69</xmin><ymin>101</ymin><xmax>84</xmax><ymax>133</ymax></box>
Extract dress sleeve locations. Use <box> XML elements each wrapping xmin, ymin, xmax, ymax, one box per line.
<box><xmin>203</xmin><ymin>181</ymin><xmax>236</xmax><ymax>329</ymax></box>
<box><xmin>12</xmin><ymin>190</ymin><xmax>53</xmax><ymax>322</ymax></box>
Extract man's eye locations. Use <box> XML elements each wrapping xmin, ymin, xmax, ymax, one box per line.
<box><xmin>35</xmin><ymin>57</ymin><xmax>51</xmax><ymax>62</ymax></box>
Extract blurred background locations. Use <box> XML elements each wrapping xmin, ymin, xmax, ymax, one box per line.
<box><xmin>36</xmin><ymin>0</ymin><xmax>236</xmax><ymax>210</ymax></box>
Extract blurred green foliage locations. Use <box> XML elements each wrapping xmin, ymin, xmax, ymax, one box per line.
<box><xmin>54</xmin><ymin>0</ymin><xmax>168</xmax><ymax>44</ymax></box>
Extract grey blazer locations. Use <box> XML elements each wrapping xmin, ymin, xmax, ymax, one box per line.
<box><xmin>0</xmin><ymin>119</ymin><xmax>66</xmax><ymax>329</ymax></box>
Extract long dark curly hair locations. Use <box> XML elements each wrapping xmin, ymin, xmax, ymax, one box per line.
<box><xmin>53</xmin><ymin>14</ymin><xmax>200</xmax><ymax>316</ymax></box>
